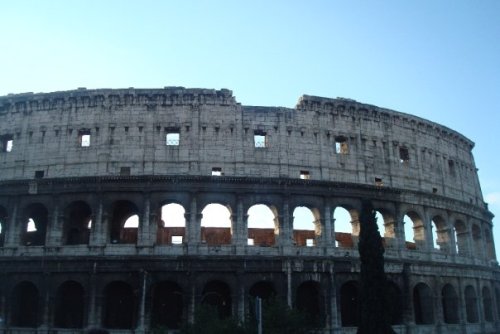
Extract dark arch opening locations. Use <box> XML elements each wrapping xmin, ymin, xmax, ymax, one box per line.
<box><xmin>110</xmin><ymin>200</ymin><xmax>140</xmax><ymax>244</ymax></box>
<box><xmin>249</xmin><ymin>281</ymin><xmax>276</xmax><ymax>300</ymax></box>
<box><xmin>465</xmin><ymin>285</ymin><xmax>479</xmax><ymax>323</ymax></box>
<box><xmin>103</xmin><ymin>281</ymin><xmax>136</xmax><ymax>329</ymax></box>
<box><xmin>54</xmin><ymin>281</ymin><xmax>85</xmax><ymax>328</ymax></box>
<box><xmin>151</xmin><ymin>281</ymin><xmax>183</xmax><ymax>329</ymax></box>
<box><xmin>386</xmin><ymin>281</ymin><xmax>403</xmax><ymax>325</ymax></box>
<box><xmin>340</xmin><ymin>281</ymin><xmax>359</xmax><ymax>327</ymax></box>
<box><xmin>64</xmin><ymin>201</ymin><xmax>92</xmax><ymax>245</ymax></box>
<box><xmin>11</xmin><ymin>281</ymin><xmax>40</xmax><ymax>327</ymax></box>
<box><xmin>296</xmin><ymin>280</ymin><xmax>323</xmax><ymax>327</ymax></box>
<box><xmin>441</xmin><ymin>284</ymin><xmax>459</xmax><ymax>324</ymax></box>
<box><xmin>22</xmin><ymin>203</ymin><xmax>48</xmax><ymax>246</ymax></box>
<box><xmin>201</xmin><ymin>280</ymin><xmax>231</xmax><ymax>318</ymax></box>
<box><xmin>482</xmin><ymin>286</ymin><xmax>493</xmax><ymax>322</ymax></box>
<box><xmin>413</xmin><ymin>283</ymin><xmax>434</xmax><ymax>324</ymax></box>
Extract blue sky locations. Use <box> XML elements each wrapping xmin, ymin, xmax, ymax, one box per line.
<box><xmin>1</xmin><ymin>1</ymin><xmax>500</xmax><ymax>256</ymax></box>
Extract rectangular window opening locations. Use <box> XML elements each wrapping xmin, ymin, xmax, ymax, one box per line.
<box><xmin>171</xmin><ymin>235</ymin><xmax>183</xmax><ymax>244</ymax></box>
<box><xmin>211</xmin><ymin>167</ymin><xmax>222</xmax><ymax>176</ymax></box>
<box><xmin>254</xmin><ymin>130</ymin><xmax>268</xmax><ymax>148</ymax></box>
<box><xmin>448</xmin><ymin>160</ymin><xmax>456</xmax><ymax>176</ymax></box>
<box><xmin>120</xmin><ymin>167</ymin><xmax>131</xmax><ymax>176</ymax></box>
<box><xmin>34</xmin><ymin>170</ymin><xmax>44</xmax><ymax>179</ymax></box>
<box><xmin>166</xmin><ymin>130</ymin><xmax>180</xmax><ymax>146</ymax></box>
<box><xmin>375</xmin><ymin>177</ymin><xmax>383</xmax><ymax>187</ymax></box>
<box><xmin>1</xmin><ymin>135</ymin><xmax>13</xmax><ymax>152</ymax></box>
<box><xmin>335</xmin><ymin>136</ymin><xmax>348</xmax><ymax>154</ymax></box>
<box><xmin>300</xmin><ymin>170</ymin><xmax>310</xmax><ymax>180</ymax></box>
<box><xmin>247</xmin><ymin>238</ymin><xmax>254</xmax><ymax>246</ymax></box>
<box><xmin>78</xmin><ymin>129</ymin><xmax>91</xmax><ymax>147</ymax></box>
<box><xmin>399</xmin><ymin>147</ymin><xmax>409</xmax><ymax>164</ymax></box>
<box><xmin>306</xmin><ymin>239</ymin><xmax>314</xmax><ymax>247</ymax></box>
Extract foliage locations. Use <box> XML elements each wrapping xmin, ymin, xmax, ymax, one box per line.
<box><xmin>180</xmin><ymin>305</ymin><xmax>246</xmax><ymax>334</ymax></box>
<box><xmin>357</xmin><ymin>200</ymin><xmax>396</xmax><ymax>334</ymax></box>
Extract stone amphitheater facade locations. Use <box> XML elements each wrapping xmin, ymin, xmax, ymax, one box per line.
<box><xmin>0</xmin><ymin>87</ymin><xmax>498</xmax><ymax>333</ymax></box>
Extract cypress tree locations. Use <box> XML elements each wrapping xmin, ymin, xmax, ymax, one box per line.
<box><xmin>357</xmin><ymin>200</ymin><xmax>396</xmax><ymax>334</ymax></box>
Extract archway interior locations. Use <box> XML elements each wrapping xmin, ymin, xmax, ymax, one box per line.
<box><xmin>104</xmin><ymin>281</ymin><xmax>136</xmax><ymax>329</ymax></box>
<box><xmin>334</xmin><ymin>207</ymin><xmax>353</xmax><ymax>248</ymax></box>
<box><xmin>201</xmin><ymin>204</ymin><xmax>232</xmax><ymax>245</ymax></box>
<box><xmin>201</xmin><ymin>280</ymin><xmax>231</xmax><ymax>318</ymax></box>
<box><xmin>110</xmin><ymin>201</ymin><xmax>139</xmax><ymax>244</ymax></box>
<box><xmin>340</xmin><ymin>281</ymin><xmax>359</xmax><ymax>327</ymax></box>
<box><xmin>247</xmin><ymin>204</ymin><xmax>276</xmax><ymax>246</ymax></box>
<box><xmin>292</xmin><ymin>206</ymin><xmax>316</xmax><ymax>246</ymax></box>
<box><xmin>296</xmin><ymin>281</ymin><xmax>323</xmax><ymax>327</ymax></box>
<box><xmin>54</xmin><ymin>281</ymin><xmax>85</xmax><ymax>328</ymax></box>
<box><xmin>465</xmin><ymin>285</ymin><xmax>479</xmax><ymax>323</ymax></box>
<box><xmin>64</xmin><ymin>201</ymin><xmax>92</xmax><ymax>245</ymax></box>
<box><xmin>413</xmin><ymin>283</ymin><xmax>434</xmax><ymax>324</ymax></box>
<box><xmin>11</xmin><ymin>281</ymin><xmax>39</xmax><ymax>327</ymax></box>
<box><xmin>23</xmin><ymin>204</ymin><xmax>48</xmax><ymax>246</ymax></box>
<box><xmin>151</xmin><ymin>281</ymin><xmax>183</xmax><ymax>329</ymax></box>
<box><xmin>441</xmin><ymin>284</ymin><xmax>459</xmax><ymax>324</ymax></box>
<box><xmin>158</xmin><ymin>203</ymin><xmax>186</xmax><ymax>245</ymax></box>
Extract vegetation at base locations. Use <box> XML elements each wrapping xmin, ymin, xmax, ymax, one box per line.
<box><xmin>179</xmin><ymin>298</ymin><xmax>314</xmax><ymax>334</ymax></box>
<box><xmin>357</xmin><ymin>200</ymin><xmax>396</xmax><ymax>334</ymax></box>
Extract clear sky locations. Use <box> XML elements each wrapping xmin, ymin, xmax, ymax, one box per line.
<box><xmin>1</xmin><ymin>1</ymin><xmax>500</xmax><ymax>256</ymax></box>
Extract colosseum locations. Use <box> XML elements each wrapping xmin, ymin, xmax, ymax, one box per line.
<box><xmin>0</xmin><ymin>87</ymin><xmax>498</xmax><ymax>333</ymax></box>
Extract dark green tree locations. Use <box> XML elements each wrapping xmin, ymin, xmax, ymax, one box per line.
<box><xmin>357</xmin><ymin>200</ymin><xmax>396</xmax><ymax>334</ymax></box>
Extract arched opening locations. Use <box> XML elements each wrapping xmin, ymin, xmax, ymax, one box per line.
<box><xmin>454</xmin><ymin>220</ymin><xmax>468</xmax><ymax>256</ymax></box>
<box><xmin>22</xmin><ymin>203</ymin><xmax>48</xmax><ymax>246</ymax></box>
<box><xmin>110</xmin><ymin>200</ymin><xmax>140</xmax><ymax>244</ymax></box>
<box><xmin>471</xmin><ymin>224</ymin><xmax>483</xmax><ymax>258</ymax></box>
<box><xmin>374</xmin><ymin>209</ymin><xmax>395</xmax><ymax>248</ymax></box>
<box><xmin>386</xmin><ymin>281</ymin><xmax>403</xmax><ymax>325</ymax></box>
<box><xmin>54</xmin><ymin>281</ymin><xmax>85</xmax><ymax>328</ymax></box>
<box><xmin>247</xmin><ymin>204</ymin><xmax>276</xmax><ymax>246</ymax></box>
<box><xmin>63</xmin><ymin>201</ymin><xmax>92</xmax><ymax>245</ymax></box>
<box><xmin>484</xmin><ymin>228</ymin><xmax>495</xmax><ymax>260</ymax></box>
<box><xmin>413</xmin><ymin>283</ymin><xmax>434</xmax><ymax>324</ymax></box>
<box><xmin>465</xmin><ymin>285</ymin><xmax>479</xmax><ymax>323</ymax></box>
<box><xmin>482</xmin><ymin>286</ymin><xmax>493</xmax><ymax>322</ymax></box>
<box><xmin>296</xmin><ymin>280</ymin><xmax>323</xmax><ymax>327</ymax></box>
<box><xmin>157</xmin><ymin>203</ymin><xmax>186</xmax><ymax>245</ymax></box>
<box><xmin>11</xmin><ymin>281</ymin><xmax>39</xmax><ymax>327</ymax></box>
<box><xmin>431</xmin><ymin>215</ymin><xmax>449</xmax><ymax>252</ymax></box>
<box><xmin>248</xmin><ymin>281</ymin><xmax>277</xmax><ymax>320</ymax></box>
<box><xmin>334</xmin><ymin>207</ymin><xmax>357</xmax><ymax>248</ymax></box>
<box><xmin>151</xmin><ymin>281</ymin><xmax>183</xmax><ymax>329</ymax></box>
<box><xmin>201</xmin><ymin>280</ymin><xmax>231</xmax><ymax>318</ymax></box>
<box><xmin>441</xmin><ymin>284</ymin><xmax>459</xmax><ymax>324</ymax></box>
<box><xmin>201</xmin><ymin>204</ymin><xmax>232</xmax><ymax>245</ymax></box>
<box><xmin>292</xmin><ymin>206</ymin><xmax>318</xmax><ymax>247</ymax></box>
<box><xmin>340</xmin><ymin>281</ymin><xmax>359</xmax><ymax>327</ymax></box>
<box><xmin>404</xmin><ymin>211</ymin><xmax>424</xmax><ymax>250</ymax></box>
<box><xmin>103</xmin><ymin>281</ymin><xmax>136</xmax><ymax>329</ymax></box>
<box><xmin>0</xmin><ymin>205</ymin><xmax>7</xmax><ymax>246</ymax></box>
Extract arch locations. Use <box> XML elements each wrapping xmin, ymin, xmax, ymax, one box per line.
<box><xmin>386</xmin><ymin>281</ymin><xmax>403</xmax><ymax>325</ymax></box>
<box><xmin>482</xmin><ymin>286</ymin><xmax>493</xmax><ymax>322</ymax></box>
<box><xmin>22</xmin><ymin>203</ymin><xmax>49</xmax><ymax>246</ymax></box>
<box><xmin>454</xmin><ymin>220</ymin><xmax>468</xmax><ymax>256</ymax></box>
<box><xmin>484</xmin><ymin>227</ymin><xmax>495</xmax><ymax>260</ymax></box>
<box><xmin>249</xmin><ymin>281</ymin><xmax>276</xmax><ymax>300</ymax></box>
<box><xmin>157</xmin><ymin>203</ymin><xmax>186</xmax><ymax>245</ymax></box>
<box><xmin>471</xmin><ymin>224</ymin><xmax>483</xmax><ymax>258</ymax></box>
<box><xmin>110</xmin><ymin>200</ymin><xmax>140</xmax><ymax>244</ymax></box>
<box><xmin>431</xmin><ymin>215</ymin><xmax>449</xmax><ymax>251</ymax></box>
<box><xmin>247</xmin><ymin>204</ymin><xmax>276</xmax><ymax>246</ymax></box>
<box><xmin>404</xmin><ymin>211</ymin><xmax>424</xmax><ymax>250</ymax></box>
<box><xmin>103</xmin><ymin>281</ymin><xmax>137</xmax><ymax>329</ymax></box>
<box><xmin>151</xmin><ymin>281</ymin><xmax>183</xmax><ymax>329</ymax></box>
<box><xmin>292</xmin><ymin>206</ymin><xmax>318</xmax><ymax>247</ymax></box>
<box><xmin>63</xmin><ymin>201</ymin><xmax>92</xmax><ymax>245</ymax></box>
<box><xmin>464</xmin><ymin>285</ymin><xmax>479</xmax><ymax>323</ymax></box>
<box><xmin>340</xmin><ymin>280</ymin><xmax>359</xmax><ymax>327</ymax></box>
<box><xmin>54</xmin><ymin>280</ymin><xmax>85</xmax><ymax>328</ymax></box>
<box><xmin>333</xmin><ymin>206</ymin><xmax>359</xmax><ymax>248</ymax></box>
<box><xmin>413</xmin><ymin>283</ymin><xmax>434</xmax><ymax>324</ymax></box>
<box><xmin>201</xmin><ymin>204</ymin><xmax>232</xmax><ymax>245</ymax></box>
<box><xmin>296</xmin><ymin>280</ymin><xmax>323</xmax><ymax>327</ymax></box>
<box><xmin>10</xmin><ymin>281</ymin><xmax>40</xmax><ymax>327</ymax></box>
<box><xmin>0</xmin><ymin>205</ymin><xmax>7</xmax><ymax>246</ymax></box>
<box><xmin>372</xmin><ymin>206</ymin><xmax>396</xmax><ymax>245</ymax></box>
<box><xmin>441</xmin><ymin>284</ymin><xmax>459</xmax><ymax>324</ymax></box>
<box><xmin>201</xmin><ymin>280</ymin><xmax>231</xmax><ymax>318</ymax></box>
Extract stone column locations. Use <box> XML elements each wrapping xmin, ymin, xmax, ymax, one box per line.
<box><xmin>137</xmin><ymin>271</ymin><xmax>148</xmax><ymax>332</ymax></box>
<box><xmin>423</xmin><ymin>207</ymin><xmax>435</xmax><ymax>253</ymax></box>
<box><xmin>285</xmin><ymin>259</ymin><xmax>292</xmax><ymax>307</ymax></box>
<box><xmin>86</xmin><ymin>271</ymin><xmax>99</xmax><ymax>328</ymax></box>
<box><xmin>394</xmin><ymin>204</ymin><xmax>406</xmax><ymax>251</ymax></box>
<box><xmin>236</xmin><ymin>272</ymin><xmax>245</xmax><ymax>323</ymax></box>
<box><xmin>186</xmin><ymin>196</ymin><xmax>200</xmax><ymax>247</ymax></box>
<box><xmin>323</xmin><ymin>203</ymin><xmax>333</xmax><ymax>247</ymax></box>
<box><xmin>5</xmin><ymin>201</ymin><xmax>19</xmax><ymax>247</ymax></box>
<box><xmin>279</xmin><ymin>199</ymin><xmax>293</xmax><ymax>248</ymax></box>
<box><xmin>45</xmin><ymin>202</ymin><xmax>61</xmax><ymax>247</ymax></box>
<box><xmin>233</xmin><ymin>197</ymin><xmax>247</xmax><ymax>248</ymax></box>
<box><xmin>329</xmin><ymin>264</ymin><xmax>339</xmax><ymax>330</ymax></box>
<box><xmin>137</xmin><ymin>195</ymin><xmax>152</xmax><ymax>247</ymax></box>
<box><xmin>89</xmin><ymin>197</ymin><xmax>106</xmax><ymax>247</ymax></box>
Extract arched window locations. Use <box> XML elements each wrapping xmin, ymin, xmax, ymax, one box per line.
<box><xmin>63</xmin><ymin>201</ymin><xmax>92</xmax><ymax>245</ymax></box>
<box><xmin>441</xmin><ymin>284</ymin><xmax>459</xmax><ymax>324</ymax></box>
<box><xmin>454</xmin><ymin>220</ymin><xmax>468</xmax><ymax>256</ymax></box>
<box><xmin>296</xmin><ymin>280</ymin><xmax>323</xmax><ymax>327</ymax></box>
<box><xmin>54</xmin><ymin>281</ymin><xmax>85</xmax><ymax>328</ymax></box>
<box><xmin>104</xmin><ymin>281</ymin><xmax>137</xmax><ymax>329</ymax></box>
<box><xmin>247</xmin><ymin>204</ymin><xmax>276</xmax><ymax>246</ymax></box>
<box><xmin>292</xmin><ymin>206</ymin><xmax>317</xmax><ymax>247</ymax></box>
<box><xmin>482</xmin><ymin>286</ymin><xmax>493</xmax><ymax>322</ymax></box>
<box><xmin>201</xmin><ymin>204</ymin><xmax>232</xmax><ymax>245</ymax></box>
<box><xmin>340</xmin><ymin>281</ymin><xmax>359</xmax><ymax>326</ymax></box>
<box><xmin>471</xmin><ymin>224</ymin><xmax>483</xmax><ymax>258</ymax></box>
<box><xmin>334</xmin><ymin>207</ymin><xmax>357</xmax><ymax>248</ymax></box>
<box><xmin>404</xmin><ymin>212</ymin><xmax>424</xmax><ymax>250</ymax></box>
<box><xmin>157</xmin><ymin>203</ymin><xmax>186</xmax><ymax>245</ymax></box>
<box><xmin>201</xmin><ymin>280</ymin><xmax>231</xmax><ymax>318</ymax></box>
<box><xmin>151</xmin><ymin>281</ymin><xmax>183</xmax><ymax>329</ymax></box>
<box><xmin>413</xmin><ymin>283</ymin><xmax>434</xmax><ymax>324</ymax></box>
<box><xmin>431</xmin><ymin>215</ymin><xmax>449</xmax><ymax>252</ymax></box>
<box><xmin>22</xmin><ymin>203</ymin><xmax>49</xmax><ymax>246</ymax></box>
<box><xmin>465</xmin><ymin>285</ymin><xmax>479</xmax><ymax>323</ymax></box>
<box><xmin>110</xmin><ymin>200</ymin><xmax>140</xmax><ymax>244</ymax></box>
<box><xmin>11</xmin><ymin>281</ymin><xmax>40</xmax><ymax>327</ymax></box>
